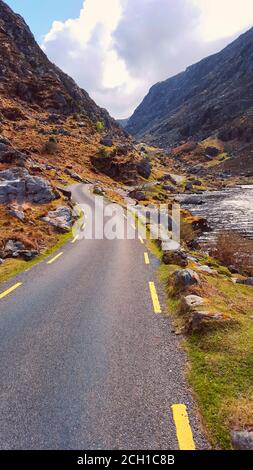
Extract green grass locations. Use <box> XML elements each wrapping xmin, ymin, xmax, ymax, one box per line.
<box><xmin>0</xmin><ymin>231</ymin><xmax>72</xmax><ymax>285</ymax></box>
<box><xmin>159</xmin><ymin>262</ymin><xmax>253</xmax><ymax>449</ymax></box>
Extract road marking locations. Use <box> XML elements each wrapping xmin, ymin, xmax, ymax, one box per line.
<box><xmin>131</xmin><ymin>223</ymin><xmax>136</xmax><ymax>230</ymax></box>
<box><xmin>139</xmin><ymin>235</ymin><xmax>144</xmax><ymax>244</ymax></box>
<box><xmin>171</xmin><ymin>404</ymin><xmax>196</xmax><ymax>450</ymax></box>
<box><xmin>47</xmin><ymin>252</ymin><xmax>64</xmax><ymax>265</ymax></box>
<box><xmin>144</xmin><ymin>252</ymin><xmax>150</xmax><ymax>264</ymax></box>
<box><xmin>71</xmin><ymin>235</ymin><xmax>79</xmax><ymax>244</ymax></box>
<box><xmin>0</xmin><ymin>282</ymin><xmax>22</xmax><ymax>300</ymax></box>
<box><xmin>149</xmin><ymin>282</ymin><xmax>161</xmax><ymax>313</ymax></box>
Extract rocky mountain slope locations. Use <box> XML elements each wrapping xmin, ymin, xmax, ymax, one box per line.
<box><xmin>0</xmin><ymin>0</ymin><xmax>153</xmax><ymax>266</ymax></box>
<box><xmin>126</xmin><ymin>27</ymin><xmax>253</xmax><ymax>153</ymax></box>
<box><xmin>0</xmin><ymin>0</ymin><xmax>118</xmax><ymax>127</ymax></box>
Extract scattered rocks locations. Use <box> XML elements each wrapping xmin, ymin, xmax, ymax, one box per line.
<box><xmin>231</xmin><ymin>430</ymin><xmax>253</xmax><ymax>450</ymax></box>
<box><xmin>162</xmin><ymin>249</ymin><xmax>188</xmax><ymax>267</ymax></box>
<box><xmin>172</xmin><ymin>269</ymin><xmax>201</xmax><ymax>290</ymax></box>
<box><xmin>0</xmin><ymin>167</ymin><xmax>57</xmax><ymax>204</ymax></box>
<box><xmin>162</xmin><ymin>184</ymin><xmax>175</xmax><ymax>191</ymax></box>
<box><xmin>56</xmin><ymin>187</ymin><xmax>72</xmax><ymax>200</ymax></box>
<box><xmin>41</xmin><ymin>206</ymin><xmax>74</xmax><ymax>232</ymax></box>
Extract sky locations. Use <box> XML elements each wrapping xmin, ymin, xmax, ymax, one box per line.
<box><xmin>5</xmin><ymin>0</ymin><xmax>253</xmax><ymax>118</ymax></box>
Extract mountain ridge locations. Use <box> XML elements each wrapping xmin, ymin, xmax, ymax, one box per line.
<box><xmin>126</xmin><ymin>26</ymin><xmax>253</xmax><ymax>150</ymax></box>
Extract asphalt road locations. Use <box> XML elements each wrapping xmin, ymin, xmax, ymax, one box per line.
<box><xmin>0</xmin><ymin>184</ymin><xmax>208</xmax><ymax>450</ymax></box>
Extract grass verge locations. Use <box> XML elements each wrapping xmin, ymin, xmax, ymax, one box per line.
<box><xmin>0</xmin><ymin>231</ymin><xmax>72</xmax><ymax>285</ymax></box>
<box><xmin>158</xmin><ymin>262</ymin><xmax>253</xmax><ymax>449</ymax></box>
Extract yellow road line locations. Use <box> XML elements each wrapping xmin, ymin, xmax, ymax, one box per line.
<box><xmin>139</xmin><ymin>236</ymin><xmax>144</xmax><ymax>244</ymax></box>
<box><xmin>0</xmin><ymin>282</ymin><xmax>22</xmax><ymax>300</ymax></box>
<box><xmin>144</xmin><ymin>252</ymin><xmax>150</xmax><ymax>265</ymax></box>
<box><xmin>149</xmin><ymin>282</ymin><xmax>161</xmax><ymax>314</ymax></box>
<box><xmin>71</xmin><ymin>235</ymin><xmax>79</xmax><ymax>244</ymax></box>
<box><xmin>131</xmin><ymin>223</ymin><xmax>136</xmax><ymax>230</ymax></box>
<box><xmin>171</xmin><ymin>404</ymin><xmax>196</xmax><ymax>450</ymax></box>
<box><xmin>47</xmin><ymin>252</ymin><xmax>64</xmax><ymax>265</ymax></box>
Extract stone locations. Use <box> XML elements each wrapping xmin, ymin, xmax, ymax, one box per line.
<box><xmin>185</xmin><ymin>182</ymin><xmax>193</xmax><ymax>191</ymax></box>
<box><xmin>187</xmin><ymin>310</ymin><xmax>232</xmax><ymax>333</ymax></box>
<box><xmin>205</xmin><ymin>146</ymin><xmax>220</xmax><ymax>157</ymax></box>
<box><xmin>41</xmin><ymin>206</ymin><xmax>74</xmax><ymax>232</ymax></box>
<box><xmin>93</xmin><ymin>186</ymin><xmax>105</xmax><ymax>196</ymax></box>
<box><xmin>128</xmin><ymin>189</ymin><xmax>147</xmax><ymax>202</ymax></box>
<box><xmin>236</xmin><ymin>278</ymin><xmax>253</xmax><ymax>286</ymax></box>
<box><xmin>197</xmin><ymin>265</ymin><xmax>217</xmax><ymax>275</ymax></box>
<box><xmin>0</xmin><ymin>167</ymin><xmax>56</xmax><ymax>204</ymax></box>
<box><xmin>162</xmin><ymin>249</ymin><xmax>188</xmax><ymax>267</ymax></box>
<box><xmin>172</xmin><ymin>269</ymin><xmax>200</xmax><ymax>290</ymax></box>
<box><xmin>162</xmin><ymin>185</ymin><xmax>175</xmax><ymax>191</ymax></box>
<box><xmin>100</xmin><ymin>135</ymin><xmax>113</xmax><ymax>147</ymax></box>
<box><xmin>7</xmin><ymin>205</ymin><xmax>25</xmax><ymax>222</ymax></box>
<box><xmin>231</xmin><ymin>431</ymin><xmax>253</xmax><ymax>450</ymax></box>
<box><xmin>56</xmin><ymin>187</ymin><xmax>72</xmax><ymax>200</ymax></box>
<box><xmin>64</xmin><ymin>168</ymin><xmax>84</xmax><ymax>182</ymax></box>
<box><xmin>137</xmin><ymin>158</ymin><xmax>152</xmax><ymax>179</ymax></box>
<box><xmin>181</xmin><ymin>295</ymin><xmax>205</xmax><ymax>312</ymax></box>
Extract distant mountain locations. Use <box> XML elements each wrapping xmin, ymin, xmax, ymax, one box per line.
<box><xmin>117</xmin><ymin>118</ymin><xmax>129</xmax><ymax>129</ymax></box>
<box><xmin>126</xmin><ymin>27</ymin><xmax>253</xmax><ymax>148</ymax></box>
<box><xmin>0</xmin><ymin>0</ymin><xmax>119</xmax><ymax>131</ymax></box>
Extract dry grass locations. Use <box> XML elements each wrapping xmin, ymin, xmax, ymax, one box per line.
<box><xmin>209</xmin><ymin>232</ymin><xmax>253</xmax><ymax>276</ymax></box>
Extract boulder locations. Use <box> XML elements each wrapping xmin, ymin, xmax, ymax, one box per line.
<box><xmin>0</xmin><ymin>167</ymin><xmax>56</xmax><ymax>204</ymax></box>
<box><xmin>187</xmin><ymin>310</ymin><xmax>232</xmax><ymax>333</ymax></box>
<box><xmin>162</xmin><ymin>185</ymin><xmax>175</xmax><ymax>191</ymax></box>
<box><xmin>172</xmin><ymin>269</ymin><xmax>200</xmax><ymax>290</ymax></box>
<box><xmin>64</xmin><ymin>168</ymin><xmax>84</xmax><ymax>182</ymax></box>
<box><xmin>236</xmin><ymin>278</ymin><xmax>253</xmax><ymax>286</ymax></box>
<box><xmin>41</xmin><ymin>206</ymin><xmax>74</xmax><ymax>232</ymax></box>
<box><xmin>185</xmin><ymin>182</ymin><xmax>193</xmax><ymax>191</ymax></box>
<box><xmin>128</xmin><ymin>189</ymin><xmax>148</xmax><ymax>202</ymax></box>
<box><xmin>181</xmin><ymin>295</ymin><xmax>205</xmax><ymax>312</ymax></box>
<box><xmin>100</xmin><ymin>135</ymin><xmax>113</xmax><ymax>147</ymax></box>
<box><xmin>2</xmin><ymin>239</ymin><xmax>38</xmax><ymax>260</ymax></box>
<box><xmin>137</xmin><ymin>158</ymin><xmax>152</xmax><ymax>179</ymax></box>
<box><xmin>231</xmin><ymin>431</ymin><xmax>253</xmax><ymax>450</ymax></box>
<box><xmin>7</xmin><ymin>205</ymin><xmax>25</xmax><ymax>222</ymax></box>
<box><xmin>205</xmin><ymin>146</ymin><xmax>220</xmax><ymax>157</ymax></box>
<box><xmin>162</xmin><ymin>249</ymin><xmax>188</xmax><ymax>267</ymax></box>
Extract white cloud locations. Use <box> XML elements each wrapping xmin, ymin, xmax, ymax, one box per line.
<box><xmin>42</xmin><ymin>0</ymin><xmax>253</xmax><ymax>118</ymax></box>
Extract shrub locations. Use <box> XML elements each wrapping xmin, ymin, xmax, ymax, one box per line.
<box><xmin>96</xmin><ymin>120</ymin><xmax>105</xmax><ymax>132</ymax></box>
<box><xmin>42</xmin><ymin>137</ymin><xmax>58</xmax><ymax>154</ymax></box>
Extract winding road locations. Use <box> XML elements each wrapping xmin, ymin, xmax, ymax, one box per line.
<box><xmin>0</xmin><ymin>184</ymin><xmax>208</xmax><ymax>450</ymax></box>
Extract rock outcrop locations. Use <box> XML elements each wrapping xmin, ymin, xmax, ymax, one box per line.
<box><xmin>0</xmin><ymin>167</ymin><xmax>57</xmax><ymax>204</ymax></box>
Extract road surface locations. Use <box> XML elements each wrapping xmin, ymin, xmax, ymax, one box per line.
<box><xmin>0</xmin><ymin>184</ymin><xmax>208</xmax><ymax>450</ymax></box>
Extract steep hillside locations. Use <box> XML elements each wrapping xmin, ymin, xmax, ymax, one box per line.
<box><xmin>0</xmin><ymin>0</ymin><xmax>119</xmax><ymax>128</ymax></box>
<box><xmin>126</xmin><ymin>27</ymin><xmax>253</xmax><ymax>151</ymax></box>
<box><xmin>0</xmin><ymin>0</ymin><xmax>152</xmax><ymax>270</ymax></box>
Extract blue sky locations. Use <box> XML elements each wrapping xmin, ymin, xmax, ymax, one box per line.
<box><xmin>5</xmin><ymin>0</ymin><xmax>84</xmax><ymax>41</ymax></box>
